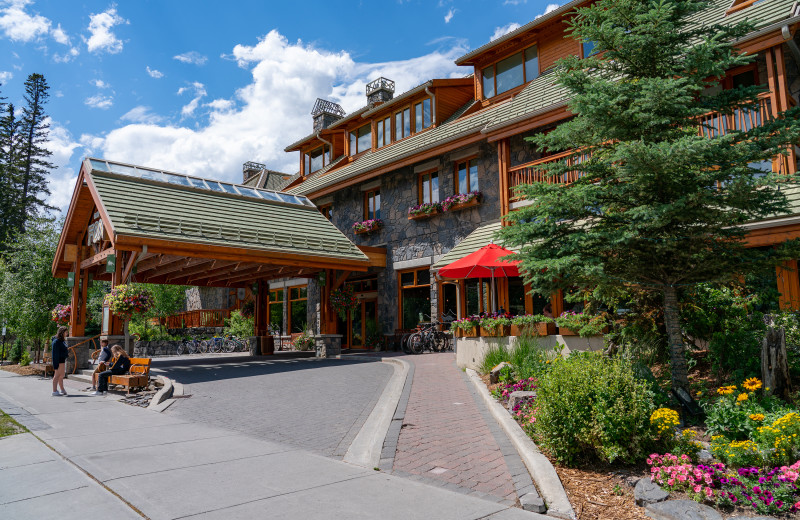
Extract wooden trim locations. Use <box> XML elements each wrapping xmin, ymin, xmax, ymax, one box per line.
<box><xmin>83</xmin><ymin>172</ymin><xmax>116</xmax><ymax>246</ymax></box>
<box><xmin>744</xmin><ymin>222</ymin><xmax>800</xmax><ymax>247</ymax></box>
<box><xmin>417</xmin><ymin>169</ymin><xmax>439</xmax><ymax>205</ymax></box>
<box><xmin>363</xmin><ymin>187</ymin><xmax>380</xmax><ymax>220</ymax></box>
<box><xmin>776</xmin><ymin>260</ymin><xmax>800</xmax><ymax>310</ymax></box>
<box><xmin>498</xmin><ymin>139</ymin><xmax>511</xmax><ymax>218</ymax></box>
<box><xmin>454</xmin><ymin>156</ymin><xmax>479</xmax><ymax>194</ymax></box>
<box><xmin>726</xmin><ymin>0</ymin><xmax>763</xmax><ymax>16</ymax></box>
<box><xmin>80</xmin><ymin>247</ymin><xmax>115</xmax><ymax>270</ymax></box>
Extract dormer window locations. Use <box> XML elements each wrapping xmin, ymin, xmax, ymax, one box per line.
<box><xmin>395</xmin><ymin>107</ymin><xmax>411</xmax><ymax>141</ymax></box>
<box><xmin>304</xmin><ymin>145</ymin><xmax>330</xmax><ymax>174</ymax></box>
<box><xmin>481</xmin><ymin>45</ymin><xmax>539</xmax><ymax>99</ymax></box>
<box><xmin>414</xmin><ymin>98</ymin><xmax>433</xmax><ymax>132</ymax></box>
<box><xmin>377</xmin><ymin>116</ymin><xmax>391</xmax><ymax>148</ymax></box>
<box><xmin>349</xmin><ymin>123</ymin><xmax>372</xmax><ymax>156</ymax></box>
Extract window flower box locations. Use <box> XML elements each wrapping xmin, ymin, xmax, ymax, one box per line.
<box><xmin>441</xmin><ymin>191</ymin><xmax>482</xmax><ymax>213</ymax></box>
<box><xmin>479</xmin><ymin>314</ymin><xmax>512</xmax><ymax>337</ymax></box>
<box><xmin>511</xmin><ymin>315</ymin><xmax>556</xmax><ymax>336</ymax></box>
<box><xmin>408</xmin><ymin>202</ymin><xmax>441</xmax><ymax>220</ymax></box>
<box><xmin>450</xmin><ymin>317</ymin><xmax>480</xmax><ymax>338</ymax></box>
<box><xmin>554</xmin><ymin>311</ymin><xmax>609</xmax><ymax>337</ymax></box>
<box><xmin>352</xmin><ymin>218</ymin><xmax>383</xmax><ymax>235</ymax></box>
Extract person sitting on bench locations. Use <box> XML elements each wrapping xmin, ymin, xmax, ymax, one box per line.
<box><xmin>91</xmin><ymin>339</ymin><xmax>112</xmax><ymax>391</ymax></box>
<box><xmin>93</xmin><ymin>345</ymin><xmax>131</xmax><ymax>396</ymax></box>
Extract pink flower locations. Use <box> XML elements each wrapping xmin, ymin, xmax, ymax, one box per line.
<box><xmin>667</xmin><ymin>478</ymin><xmax>675</xmax><ymax>486</ymax></box>
<box><xmin>704</xmin><ymin>487</ymin><xmax>713</xmax><ymax>498</ymax></box>
<box><xmin>693</xmin><ymin>485</ymin><xmax>701</xmax><ymax>493</ymax></box>
<box><xmin>677</xmin><ymin>475</ymin><xmax>686</xmax><ymax>482</ymax></box>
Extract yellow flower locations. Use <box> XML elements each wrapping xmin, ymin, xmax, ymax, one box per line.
<box><xmin>743</xmin><ymin>378</ymin><xmax>762</xmax><ymax>392</ymax></box>
<box><xmin>749</xmin><ymin>413</ymin><xmax>765</xmax><ymax>422</ymax></box>
<box><xmin>736</xmin><ymin>393</ymin><xmax>748</xmax><ymax>402</ymax></box>
<box><xmin>717</xmin><ymin>385</ymin><xmax>736</xmax><ymax>396</ymax></box>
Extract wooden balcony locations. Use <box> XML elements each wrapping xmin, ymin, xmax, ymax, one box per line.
<box><xmin>698</xmin><ymin>92</ymin><xmax>776</xmax><ymax>138</ymax></box>
<box><xmin>508</xmin><ymin>149</ymin><xmax>592</xmax><ymax>200</ymax></box>
<box><xmin>166</xmin><ymin>309</ymin><xmax>232</xmax><ymax>329</ymax></box>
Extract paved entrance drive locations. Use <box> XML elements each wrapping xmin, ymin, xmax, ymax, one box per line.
<box><xmin>159</xmin><ymin>357</ymin><xmax>392</xmax><ymax>458</ymax></box>
<box><xmin>391</xmin><ymin>352</ymin><xmax>535</xmax><ymax>507</ymax></box>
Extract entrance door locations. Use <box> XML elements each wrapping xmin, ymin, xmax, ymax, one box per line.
<box><xmin>340</xmin><ymin>298</ymin><xmax>377</xmax><ymax>349</ymax></box>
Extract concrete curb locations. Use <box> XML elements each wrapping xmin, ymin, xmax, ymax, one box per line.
<box><xmin>342</xmin><ymin>357</ymin><xmax>410</xmax><ymax>469</ymax></box>
<box><xmin>147</xmin><ymin>375</ymin><xmax>173</xmax><ymax>408</ymax></box>
<box><xmin>466</xmin><ymin>368</ymin><xmax>576</xmax><ymax>520</ymax></box>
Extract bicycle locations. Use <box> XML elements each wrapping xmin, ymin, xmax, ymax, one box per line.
<box><xmin>223</xmin><ymin>335</ymin><xmax>247</xmax><ymax>353</ymax></box>
<box><xmin>202</xmin><ymin>336</ymin><xmax>225</xmax><ymax>353</ymax></box>
<box><xmin>407</xmin><ymin>319</ymin><xmax>452</xmax><ymax>354</ymax></box>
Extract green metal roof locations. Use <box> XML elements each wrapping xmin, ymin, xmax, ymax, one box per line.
<box><xmin>432</xmin><ymin>220</ymin><xmax>505</xmax><ymax>269</ymax></box>
<box><xmin>87</xmin><ymin>160</ymin><xmax>368</xmax><ymax>264</ymax></box>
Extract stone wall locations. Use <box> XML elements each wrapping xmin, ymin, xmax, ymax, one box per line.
<box><xmin>134</xmin><ymin>340</ymin><xmax>183</xmax><ymax>357</ymax></box>
<box><xmin>185</xmin><ymin>287</ymin><xmax>234</xmax><ymax>311</ymax></box>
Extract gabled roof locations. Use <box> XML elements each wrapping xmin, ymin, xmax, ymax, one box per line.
<box><xmin>432</xmin><ymin>221</ymin><xmax>505</xmax><ymax>269</ymax></box>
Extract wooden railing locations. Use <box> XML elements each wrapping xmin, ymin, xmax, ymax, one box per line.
<box><xmin>166</xmin><ymin>309</ymin><xmax>232</xmax><ymax>329</ymax></box>
<box><xmin>508</xmin><ymin>149</ymin><xmax>592</xmax><ymax>199</ymax></box>
<box><xmin>698</xmin><ymin>93</ymin><xmax>775</xmax><ymax>138</ymax></box>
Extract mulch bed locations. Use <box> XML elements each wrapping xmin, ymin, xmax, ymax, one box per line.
<box><xmin>0</xmin><ymin>364</ymin><xmax>44</xmax><ymax>376</ymax></box>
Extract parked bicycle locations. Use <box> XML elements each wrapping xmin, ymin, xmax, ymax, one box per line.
<box><xmin>406</xmin><ymin>317</ymin><xmax>452</xmax><ymax>354</ymax></box>
<box><xmin>202</xmin><ymin>336</ymin><xmax>225</xmax><ymax>353</ymax></box>
<box><xmin>223</xmin><ymin>335</ymin><xmax>248</xmax><ymax>353</ymax></box>
<box><xmin>176</xmin><ymin>336</ymin><xmax>206</xmax><ymax>355</ymax></box>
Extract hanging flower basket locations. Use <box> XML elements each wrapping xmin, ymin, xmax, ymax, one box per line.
<box><xmin>240</xmin><ymin>300</ymin><xmax>255</xmax><ymax>318</ymax></box>
<box><xmin>51</xmin><ymin>304</ymin><xmax>71</xmax><ymax>325</ymax></box>
<box><xmin>330</xmin><ymin>285</ymin><xmax>359</xmax><ymax>321</ymax></box>
<box><xmin>353</xmin><ymin>219</ymin><xmax>383</xmax><ymax>235</ymax></box>
<box><xmin>104</xmin><ymin>284</ymin><xmax>154</xmax><ymax>321</ymax></box>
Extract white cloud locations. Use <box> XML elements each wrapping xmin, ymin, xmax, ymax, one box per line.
<box><xmin>84</xmin><ymin>94</ymin><xmax>113</xmax><ymax>109</ymax></box>
<box><xmin>536</xmin><ymin>3</ymin><xmax>560</xmax><ymax>19</ymax></box>
<box><xmin>120</xmin><ymin>105</ymin><xmax>165</xmax><ymax>124</ymax></box>
<box><xmin>490</xmin><ymin>22</ymin><xmax>521</xmax><ymax>41</ymax></box>
<box><xmin>85</xmin><ymin>6</ymin><xmax>127</xmax><ymax>54</ymax></box>
<box><xmin>178</xmin><ymin>81</ymin><xmax>207</xmax><ymax>117</ymax></box>
<box><xmin>92</xmin><ymin>79</ymin><xmax>110</xmax><ymax>89</ymax></box>
<box><xmin>53</xmin><ymin>46</ymin><xmax>79</xmax><ymax>63</ymax></box>
<box><xmin>44</xmin><ymin>120</ymin><xmax>82</xmax><ymax>213</ymax></box>
<box><xmin>503</xmin><ymin>0</ymin><xmax>526</xmax><ymax>5</ymax></box>
<box><xmin>173</xmin><ymin>51</ymin><xmax>207</xmax><ymax>65</ymax></box>
<box><xmin>0</xmin><ymin>70</ymin><xmax>11</xmax><ymax>84</ymax></box>
<box><xmin>51</xmin><ymin>23</ymin><xmax>68</xmax><ymax>44</ymax></box>
<box><xmin>146</xmin><ymin>66</ymin><xmax>163</xmax><ymax>78</ymax></box>
<box><xmin>444</xmin><ymin>8</ymin><xmax>455</xmax><ymax>23</ymax></box>
<box><xmin>85</xmin><ymin>29</ymin><xmax>465</xmax><ymax>192</ymax></box>
<box><xmin>0</xmin><ymin>0</ymin><xmax>50</xmax><ymax>42</ymax></box>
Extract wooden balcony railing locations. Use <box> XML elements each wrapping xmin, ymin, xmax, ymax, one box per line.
<box><xmin>508</xmin><ymin>149</ymin><xmax>592</xmax><ymax>199</ymax></box>
<box><xmin>698</xmin><ymin>93</ymin><xmax>776</xmax><ymax>138</ymax></box>
<box><xmin>166</xmin><ymin>309</ymin><xmax>232</xmax><ymax>329</ymax></box>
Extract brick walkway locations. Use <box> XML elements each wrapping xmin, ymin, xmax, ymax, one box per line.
<box><xmin>391</xmin><ymin>352</ymin><xmax>533</xmax><ymax>506</ymax></box>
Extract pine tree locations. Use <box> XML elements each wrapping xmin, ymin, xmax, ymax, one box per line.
<box><xmin>16</xmin><ymin>73</ymin><xmax>54</xmax><ymax>231</ymax></box>
<box><xmin>0</xmin><ymin>102</ymin><xmax>22</xmax><ymax>248</ymax></box>
<box><xmin>498</xmin><ymin>0</ymin><xmax>800</xmax><ymax>394</ymax></box>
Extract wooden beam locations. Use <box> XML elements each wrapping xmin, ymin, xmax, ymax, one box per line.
<box><xmin>121</xmin><ymin>251</ymin><xmax>139</xmax><ymax>284</ymax></box>
<box><xmin>187</xmin><ymin>262</ymin><xmax>260</xmax><ymax>284</ymax></box>
<box><xmin>332</xmin><ymin>270</ymin><xmax>350</xmax><ymax>291</ymax></box>
<box><xmin>164</xmin><ymin>259</ymin><xmax>220</xmax><ymax>281</ymax></box>
<box><xmin>79</xmin><ymin>247</ymin><xmax>115</xmax><ymax>270</ymax></box>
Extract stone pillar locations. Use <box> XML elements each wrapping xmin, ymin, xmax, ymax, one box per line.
<box><xmin>248</xmin><ymin>336</ymin><xmax>260</xmax><ymax>356</ymax></box>
<box><xmin>315</xmin><ymin>334</ymin><xmax>342</xmax><ymax>358</ymax></box>
<box><xmin>65</xmin><ymin>337</ymin><xmax>92</xmax><ymax>375</ymax></box>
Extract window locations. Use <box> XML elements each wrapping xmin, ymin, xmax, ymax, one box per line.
<box><xmin>304</xmin><ymin>145</ymin><xmax>330</xmax><ymax>174</ymax></box>
<box><xmin>455</xmin><ymin>158</ymin><xmax>479</xmax><ymax>194</ymax></box>
<box><xmin>582</xmin><ymin>40</ymin><xmax>598</xmax><ymax>58</ymax></box>
<box><xmin>394</xmin><ymin>107</ymin><xmax>410</xmax><ymax>141</ymax></box>
<box><xmin>268</xmin><ymin>289</ymin><xmax>284</xmax><ymax>334</ymax></box>
<box><xmin>419</xmin><ymin>170</ymin><xmax>439</xmax><ymax>204</ymax></box>
<box><xmin>376</xmin><ymin>116</ymin><xmax>391</xmax><ymax>148</ymax></box>
<box><xmin>349</xmin><ymin>124</ymin><xmax>372</xmax><ymax>156</ymax></box>
<box><xmin>399</xmin><ymin>268</ymin><xmax>432</xmax><ymax>328</ymax></box>
<box><xmin>364</xmin><ymin>188</ymin><xmax>380</xmax><ymax>220</ymax></box>
<box><xmin>414</xmin><ymin>98</ymin><xmax>432</xmax><ymax>133</ymax></box>
<box><xmin>465</xmin><ymin>279</ymin><xmax>492</xmax><ymax>315</ymax></box>
<box><xmin>289</xmin><ymin>286</ymin><xmax>308</xmax><ymax>333</ymax></box>
<box><xmin>481</xmin><ymin>45</ymin><xmax>538</xmax><ymax>99</ymax></box>
<box><xmin>319</xmin><ymin>204</ymin><xmax>333</xmax><ymax>220</ymax></box>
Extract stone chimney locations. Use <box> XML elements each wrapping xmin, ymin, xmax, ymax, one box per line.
<box><xmin>242</xmin><ymin>161</ymin><xmax>265</xmax><ymax>183</ymax></box>
<box><xmin>311</xmin><ymin>98</ymin><xmax>346</xmax><ymax>132</ymax></box>
<box><xmin>366</xmin><ymin>77</ymin><xmax>395</xmax><ymax>107</ymax></box>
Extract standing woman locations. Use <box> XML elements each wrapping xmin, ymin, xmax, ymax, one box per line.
<box><xmin>51</xmin><ymin>326</ymin><xmax>69</xmax><ymax>396</ymax></box>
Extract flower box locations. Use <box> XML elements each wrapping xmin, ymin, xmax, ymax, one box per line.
<box><xmin>462</xmin><ymin>326</ymin><xmax>480</xmax><ymax>338</ymax></box>
<box><xmin>441</xmin><ymin>191</ymin><xmax>482</xmax><ymax>212</ymax></box>
<box><xmin>480</xmin><ymin>325</ymin><xmax>511</xmax><ymax>337</ymax></box>
<box><xmin>352</xmin><ymin>219</ymin><xmax>383</xmax><ymax>235</ymax></box>
<box><xmin>558</xmin><ymin>327</ymin><xmax>579</xmax><ymax>336</ymax></box>
<box><xmin>408</xmin><ymin>209</ymin><xmax>439</xmax><ymax>220</ymax></box>
<box><xmin>447</xmin><ymin>197</ymin><xmax>481</xmax><ymax>212</ymax></box>
<box><xmin>511</xmin><ymin>322</ymin><xmax>556</xmax><ymax>336</ymax></box>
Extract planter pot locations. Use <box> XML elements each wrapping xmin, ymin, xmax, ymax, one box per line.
<box><xmin>260</xmin><ymin>336</ymin><xmax>275</xmax><ymax>355</ymax></box>
<box><xmin>354</xmin><ymin>226</ymin><xmax>381</xmax><ymax>235</ymax></box>
<box><xmin>480</xmin><ymin>325</ymin><xmax>510</xmax><ymax>337</ymax></box>
<box><xmin>558</xmin><ymin>327</ymin><xmax>578</xmax><ymax>336</ymax></box>
<box><xmin>453</xmin><ymin>328</ymin><xmax>463</xmax><ymax>338</ymax></box>
<box><xmin>462</xmin><ymin>326</ymin><xmax>480</xmax><ymax>338</ymax></box>
<box><xmin>445</xmin><ymin>198</ymin><xmax>480</xmax><ymax>212</ymax></box>
<box><xmin>408</xmin><ymin>209</ymin><xmax>439</xmax><ymax>220</ymax></box>
<box><xmin>511</xmin><ymin>322</ymin><xmax>556</xmax><ymax>336</ymax></box>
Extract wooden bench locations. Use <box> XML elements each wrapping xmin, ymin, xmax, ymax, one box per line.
<box><xmin>109</xmin><ymin>357</ymin><xmax>151</xmax><ymax>392</ymax></box>
<box><xmin>30</xmin><ymin>353</ymin><xmax>54</xmax><ymax>376</ymax></box>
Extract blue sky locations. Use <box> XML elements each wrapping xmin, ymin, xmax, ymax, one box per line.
<box><xmin>0</xmin><ymin>0</ymin><xmax>561</xmax><ymax>212</ymax></box>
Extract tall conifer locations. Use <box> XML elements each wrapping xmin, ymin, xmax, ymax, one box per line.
<box><xmin>498</xmin><ymin>0</ymin><xmax>800</xmax><ymax>394</ymax></box>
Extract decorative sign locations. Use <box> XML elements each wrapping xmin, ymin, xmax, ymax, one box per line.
<box><xmin>105</xmin><ymin>254</ymin><xmax>116</xmax><ymax>273</ymax></box>
<box><xmin>237</xmin><ymin>288</ymin><xmax>246</xmax><ymax>300</ymax></box>
<box><xmin>67</xmin><ymin>272</ymin><xmax>75</xmax><ymax>288</ymax></box>
<box><xmin>102</xmin><ymin>303</ymin><xmax>110</xmax><ymax>335</ymax></box>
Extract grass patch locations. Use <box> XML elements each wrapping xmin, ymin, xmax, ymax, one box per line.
<box><xmin>0</xmin><ymin>409</ymin><xmax>26</xmax><ymax>438</ymax></box>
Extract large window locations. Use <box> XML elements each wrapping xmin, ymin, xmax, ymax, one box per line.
<box><xmin>364</xmin><ymin>188</ymin><xmax>381</xmax><ymax>220</ymax></box>
<box><xmin>419</xmin><ymin>170</ymin><xmax>439</xmax><ymax>204</ymax></box>
<box><xmin>481</xmin><ymin>45</ymin><xmax>538</xmax><ymax>99</ymax></box>
<box><xmin>465</xmin><ymin>279</ymin><xmax>492</xmax><ymax>315</ymax></box>
<box><xmin>414</xmin><ymin>98</ymin><xmax>432</xmax><ymax>133</ymax></box>
<box><xmin>455</xmin><ymin>158</ymin><xmax>479</xmax><ymax>194</ymax></box>
<box><xmin>319</xmin><ymin>204</ymin><xmax>333</xmax><ymax>220</ymax></box>
<box><xmin>289</xmin><ymin>286</ymin><xmax>308</xmax><ymax>333</ymax></box>
<box><xmin>304</xmin><ymin>145</ymin><xmax>330</xmax><ymax>174</ymax></box>
<box><xmin>376</xmin><ymin>116</ymin><xmax>391</xmax><ymax>148</ymax></box>
<box><xmin>268</xmin><ymin>289</ymin><xmax>284</xmax><ymax>334</ymax></box>
<box><xmin>349</xmin><ymin>123</ymin><xmax>372</xmax><ymax>156</ymax></box>
<box><xmin>394</xmin><ymin>107</ymin><xmax>411</xmax><ymax>141</ymax></box>
<box><xmin>400</xmin><ymin>268</ymin><xmax>432</xmax><ymax>328</ymax></box>
<box><xmin>582</xmin><ymin>40</ymin><xmax>598</xmax><ymax>58</ymax></box>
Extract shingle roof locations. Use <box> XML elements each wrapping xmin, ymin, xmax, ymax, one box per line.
<box><xmin>87</xmin><ymin>160</ymin><xmax>368</xmax><ymax>264</ymax></box>
<box><xmin>432</xmin><ymin>220</ymin><xmax>505</xmax><ymax>269</ymax></box>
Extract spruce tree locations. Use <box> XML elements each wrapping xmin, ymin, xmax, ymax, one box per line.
<box><xmin>16</xmin><ymin>73</ymin><xmax>54</xmax><ymax>231</ymax></box>
<box><xmin>0</xmin><ymin>102</ymin><xmax>21</xmax><ymax>248</ymax></box>
<box><xmin>498</xmin><ymin>0</ymin><xmax>800</xmax><ymax>394</ymax></box>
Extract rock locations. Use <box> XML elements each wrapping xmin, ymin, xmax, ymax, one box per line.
<box><xmin>634</xmin><ymin>478</ymin><xmax>669</xmax><ymax>506</ymax></box>
<box><xmin>489</xmin><ymin>361</ymin><xmax>512</xmax><ymax>384</ymax></box>
<box><xmin>645</xmin><ymin>500</ymin><xmax>722</xmax><ymax>520</ymax></box>
<box><xmin>698</xmin><ymin>449</ymin><xmax>713</xmax><ymax>462</ymax></box>
<box><xmin>520</xmin><ymin>493</ymin><xmax>546</xmax><ymax>513</ymax></box>
<box><xmin>507</xmin><ymin>391</ymin><xmax>537</xmax><ymax>412</ymax></box>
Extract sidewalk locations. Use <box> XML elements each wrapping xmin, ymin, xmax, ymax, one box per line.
<box><xmin>0</xmin><ymin>369</ymin><xmax>544</xmax><ymax>520</ymax></box>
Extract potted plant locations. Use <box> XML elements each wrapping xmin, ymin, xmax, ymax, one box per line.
<box><xmin>408</xmin><ymin>202</ymin><xmax>441</xmax><ymax>220</ymax></box>
<box><xmin>450</xmin><ymin>316</ymin><xmax>480</xmax><ymax>337</ymax></box>
<box><xmin>479</xmin><ymin>313</ymin><xmax>512</xmax><ymax>337</ymax></box>
<box><xmin>352</xmin><ymin>218</ymin><xmax>383</xmax><ymax>235</ymax></box>
<box><xmin>555</xmin><ymin>311</ymin><xmax>608</xmax><ymax>337</ymax></box>
<box><xmin>291</xmin><ymin>330</ymin><xmax>315</xmax><ymax>351</ymax></box>
<box><xmin>441</xmin><ymin>191</ymin><xmax>482</xmax><ymax>212</ymax></box>
<box><xmin>511</xmin><ymin>314</ymin><xmax>555</xmax><ymax>336</ymax></box>
<box><xmin>51</xmin><ymin>304</ymin><xmax>71</xmax><ymax>325</ymax></box>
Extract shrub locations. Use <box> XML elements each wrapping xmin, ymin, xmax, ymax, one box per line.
<box><xmin>554</xmin><ymin>311</ymin><xmax>608</xmax><ymax>337</ymax></box>
<box><xmin>9</xmin><ymin>339</ymin><xmax>23</xmax><ymax>364</ymax></box>
<box><xmin>224</xmin><ymin>310</ymin><xmax>255</xmax><ymax>339</ymax></box>
<box><xmin>509</xmin><ymin>334</ymin><xmax>556</xmax><ymax>380</ymax></box>
<box><xmin>533</xmin><ymin>352</ymin><xmax>657</xmax><ymax>465</ymax></box>
<box><xmin>19</xmin><ymin>351</ymin><xmax>31</xmax><ymax>366</ymax></box>
<box><xmin>479</xmin><ymin>344</ymin><xmax>510</xmax><ymax>374</ymax></box>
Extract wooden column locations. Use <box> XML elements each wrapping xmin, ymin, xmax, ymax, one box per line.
<box><xmin>109</xmin><ymin>248</ymin><xmax>124</xmax><ymax>335</ymax></box>
<box><xmin>776</xmin><ymin>260</ymin><xmax>800</xmax><ymax>310</ymax></box>
<box><xmin>69</xmin><ymin>252</ymin><xmax>82</xmax><ymax>336</ymax></box>
<box><xmin>551</xmin><ymin>290</ymin><xmax>564</xmax><ymax>318</ymax></box>
<box><xmin>497</xmin><ymin>139</ymin><xmax>511</xmax><ymax>219</ymax></box>
<box><xmin>773</xmin><ymin>45</ymin><xmax>798</xmax><ymax>175</ymax></box>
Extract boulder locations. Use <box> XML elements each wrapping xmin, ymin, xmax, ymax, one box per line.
<box><xmin>634</xmin><ymin>478</ymin><xmax>669</xmax><ymax>506</ymax></box>
<box><xmin>646</xmin><ymin>500</ymin><xmax>722</xmax><ymax>520</ymax></box>
<box><xmin>697</xmin><ymin>449</ymin><xmax>713</xmax><ymax>463</ymax></box>
<box><xmin>520</xmin><ymin>493</ymin><xmax>546</xmax><ymax>513</ymax></box>
<box><xmin>507</xmin><ymin>391</ymin><xmax>537</xmax><ymax>412</ymax></box>
<box><xmin>489</xmin><ymin>361</ymin><xmax>512</xmax><ymax>384</ymax></box>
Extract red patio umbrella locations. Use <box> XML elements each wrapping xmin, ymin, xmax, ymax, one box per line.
<box><xmin>438</xmin><ymin>243</ymin><xmax>520</xmax><ymax>312</ymax></box>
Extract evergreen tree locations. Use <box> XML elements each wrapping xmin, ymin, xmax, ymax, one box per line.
<box><xmin>0</xmin><ymin>102</ymin><xmax>21</xmax><ymax>248</ymax></box>
<box><xmin>498</xmin><ymin>0</ymin><xmax>800</xmax><ymax>394</ymax></box>
<box><xmin>16</xmin><ymin>73</ymin><xmax>54</xmax><ymax>231</ymax></box>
